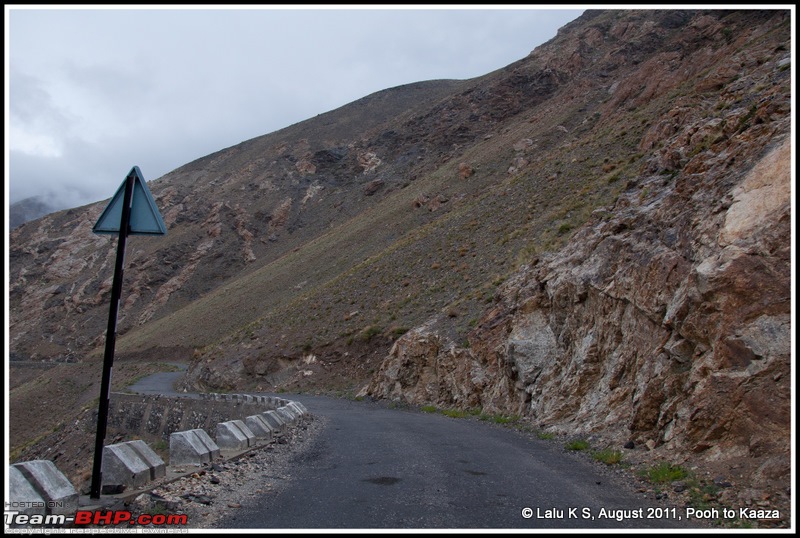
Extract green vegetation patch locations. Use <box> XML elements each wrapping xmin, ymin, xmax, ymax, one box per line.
<box><xmin>640</xmin><ymin>461</ymin><xmax>689</xmax><ymax>483</ymax></box>
<box><xmin>441</xmin><ymin>408</ymin><xmax>470</xmax><ymax>418</ymax></box>
<box><xmin>565</xmin><ymin>439</ymin><xmax>591</xmax><ymax>451</ymax></box>
<box><xmin>477</xmin><ymin>412</ymin><xmax>520</xmax><ymax>424</ymax></box>
<box><xmin>592</xmin><ymin>448</ymin><xmax>623</xmax><ymax>465</ymax></box>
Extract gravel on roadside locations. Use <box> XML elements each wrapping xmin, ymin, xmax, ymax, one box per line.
<box><xmin>126</xmin><ymin>413</ymin><xmax>326</xmax><ymax>529</ymax></box>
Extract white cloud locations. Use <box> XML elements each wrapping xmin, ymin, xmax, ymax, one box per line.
<box><xmin>6</xmin><ymin>5</ymin><xmax>584</xmax><ymax>207</ymax></box>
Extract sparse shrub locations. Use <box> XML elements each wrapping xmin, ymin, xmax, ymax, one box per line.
<box><xmin>421</xmin><ymin>405</ymin><xmax>437</xmax><ymax>413</ymax></box>
<box><xmin>565</xmin><ymin>439</ymin><xmax>590</xmax><ymax>451</ymax></box>
<box><xmin>640</xmin><ymin>461</ymin><xmax>688</xmax><ymax>483</ymax></box>
<box><xmin>491</xmin><ymin>414</ymin><xmax>520</xmax><ymax>424</ymax></box>
<box><xmin>721</xmin><ymin>27</ymin><xmax>733</xmax><ymax>43</ymax></box>
<box><xmin>736</xmin><ymin>104</ymin><xmax>758</xmax><ymax>133</ymax></box>
<box><xmin>687</xmin><ymin>481</ymin><xmax>721</xmax><ymax>510</ymax></box>
<box><xmin>727</xmin><ymin>518</ymin><xmax>754</xmax><ymax>529</ymax></box>
<box><xmin>442</xmin><ymin>408</ymin><xmax>469</xmax><ymax>418</ymax></box>
<box><xmin>537</xmin><ymin>431</ymin><xmax>556</xmax><ymax>440</ymax></box>
<box><xmin>360</xmin><ymin>325</ymin><xmax>383</xmax><ymax>342</ymax></box>
<box><xmin>593</xmin><ymin>449</ymin><xmax>623</xmax><ymax>465</ymax></box>
<box><xmin>478</xmin><ymin>413</ymin><xmax>520</xmax><ymax>425</ymax></box>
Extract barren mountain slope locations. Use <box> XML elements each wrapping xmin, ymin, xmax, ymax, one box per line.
<box><xmin>363</xmin><ymin>9</ymin><xmax>792</xmax><ymax>520</ymax></box>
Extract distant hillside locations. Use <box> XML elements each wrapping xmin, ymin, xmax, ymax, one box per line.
<box><xmin>9</xmin><ymin>195</ymin><xmax>61</xmax><ymax>228</ymax></box>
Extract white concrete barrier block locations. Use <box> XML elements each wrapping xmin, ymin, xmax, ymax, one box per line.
<box><xmin>12</xmin><ymin>460</ymin><xmax>78</xmax><ymax>515</ymax></box>
<box><xmin>287</xmin><ymin>401</ymin><xmax>306</xmax><ymax>416</ymax></box>
<box><xmin>231</xmin><ymin>420</ymin><xmax>257</xmax><ymax>447</ymax></box>
<box><xmin>126</xmin><ymin>440</ymin><xmax>166</xmax><ymax>481</ymax></box>
<box><xmin>295</xmin><ymin>401</ymin><xmax>309</xmax><ymax>414</ymax></box>
<box><xmin>102</xmin><ymin>443</ymin><xmax>150</xmax><ymax>490</ymax></box>
<box><xmin>245</xmin><ymin>415</ymin><xmax>274</xmax><ymax>439</ymax></box>
<box><xmin>261</xmin><ymin>410</ymin><xmax>285</xmax><ymax>431</ymax></box>
<box><xmin>217</xmin><ymin>421</ymin><xmax>249</xmax><ymax>451</ymax></box>
<box><xmin>276</xmin><ymin>406</ymin><xmax>298</xmax><ymax>422</ymax></box>
<box><xmin>8</xmin><ymin>466</ymin><xmax>47</xmax><ymax>516</ymax></box>
<box><xmin>170</xmin><ymin>430</ymin><xmax>218</xmax><ymax>466</ymax></box>
<box><xmin>192</xmin><ymin>428</ymin><xmax>220</xmax><ymax>460</ymax></box>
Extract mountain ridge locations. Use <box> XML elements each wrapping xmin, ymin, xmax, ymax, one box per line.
<box><xmin>9</xmin><ymin>195</ymin><xmax>63</xmax><ymax>229</ymax></box>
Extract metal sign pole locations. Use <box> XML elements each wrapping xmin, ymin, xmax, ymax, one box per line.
<box><xmin>90</xmin><ymin>171</ymin><xmax>135</xmax><ymax>499</ymax></box>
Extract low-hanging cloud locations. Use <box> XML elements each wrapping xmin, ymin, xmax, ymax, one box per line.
<box><xmin>6</xmin><ymin>7</ymin><xmax>584</xmax><ymax>210</ymax></box>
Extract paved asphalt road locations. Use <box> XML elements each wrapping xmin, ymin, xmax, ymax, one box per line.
<box><xmin>127</xmin><ymin>364</ymin><xmax>187</xmax><ymax>396</ymax></box>
<box><xmin>129</xmin><ymin>372</ymin><xmax>701</xmax><ymax>530</ymax></box>
<box><xmin>217</xmin><ymin>395</ymin><xmax>700</xmax><ymax>530</ymax></box>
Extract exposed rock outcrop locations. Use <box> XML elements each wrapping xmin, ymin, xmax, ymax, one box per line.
<box><xmin>362</xmin><ymin>15</ymin><xmax>792</xmax><ymax>505</ymax></box>
<box><xmin>367</xmin><ymin>132</ymin><xmax>790</xmax><ymax>502</ymax></box>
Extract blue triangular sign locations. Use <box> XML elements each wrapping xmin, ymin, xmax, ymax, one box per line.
<box><xmin>93</xmin><ymin>166</ymin><xmax>167</xmax><ymax>235</ymax></box>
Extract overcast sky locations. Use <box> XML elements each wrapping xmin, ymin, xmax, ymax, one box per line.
<box><xmin>5</xmin><ymin>5</ymin><xmax>584</xmax><ymax>211</ymax></box>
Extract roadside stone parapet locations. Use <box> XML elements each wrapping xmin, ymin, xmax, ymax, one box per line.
<box><xmin>107</xmin><ymin>392</ymin><xmax>278</xmax><ymax>442</ymax></box>
<box><xmin>10</xmin><ymin>394</ymin><xmax>309</xmax><ymax>511</ymax></box>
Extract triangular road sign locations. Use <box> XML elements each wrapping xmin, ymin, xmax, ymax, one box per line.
<box><xmin>93</xmin><ymin>166</ymin><xmax>167</xmax><ymax>235</ymax></box>
<box><xmin>88</xmin><ymin>165</ymin><xmax>166</xmax><ymax>498</ymax></box>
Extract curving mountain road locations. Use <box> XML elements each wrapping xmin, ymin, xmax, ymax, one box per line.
<box><xmin>127</xmin><ymin>363</ymin><xmax>187</xmax><ymax>396</ymax></box>
<box><xmin>216</xmin><ymin>395</ymin><xmax>701</xmax><ymax>530</ymax></box>
<box><xmin>129</xmin><ymin>371</ymin><xmax>702</xmax><ymax>530</ymax></box>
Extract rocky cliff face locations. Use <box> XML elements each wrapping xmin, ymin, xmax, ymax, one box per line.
<box><xmin>365</xmin><ymin>8</ymin><xmax>791</xmax><ymax>503</ymax></box>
